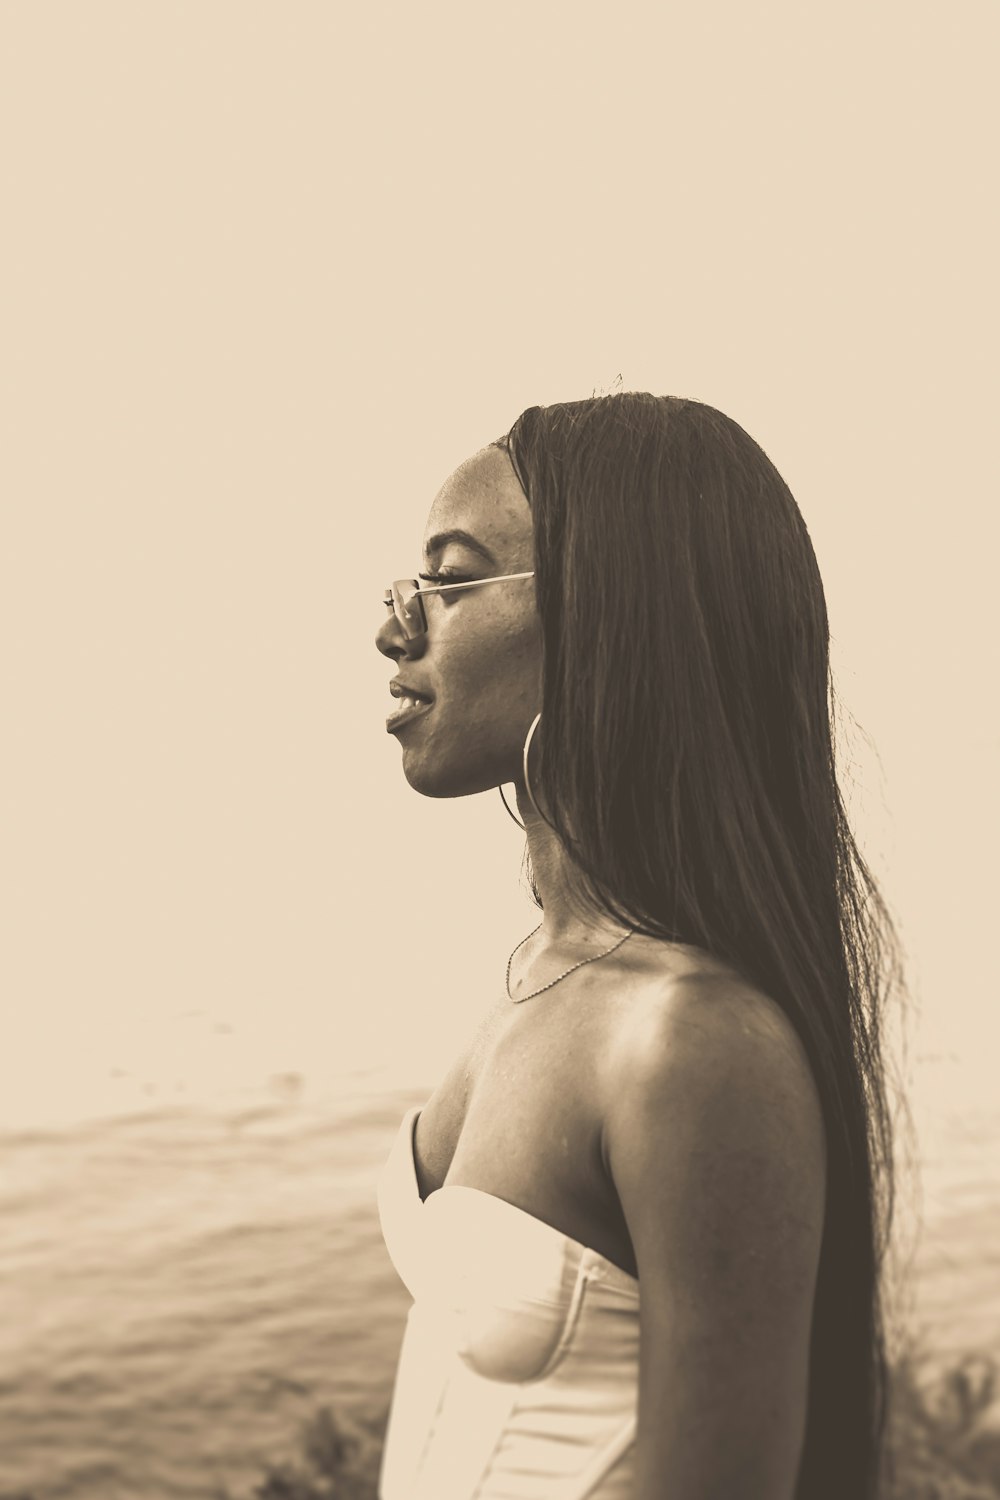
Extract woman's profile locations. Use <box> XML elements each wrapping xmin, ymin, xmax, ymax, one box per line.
<box><xmin>373</xmin><ymin>393</ymin><xmax>897</xmax><ymax>1500</ymax></box>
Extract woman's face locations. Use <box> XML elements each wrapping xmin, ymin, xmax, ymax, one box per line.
<box><xmin>375</xmin><ymin>444</ymin><xmax>542</xmax><ymax>799</ymax></box>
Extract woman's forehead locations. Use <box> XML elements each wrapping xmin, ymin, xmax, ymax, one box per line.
<box><xmin>423</xmin><ymin>445</ymin><xmax>532</xmax><ymax>565</ymax></box>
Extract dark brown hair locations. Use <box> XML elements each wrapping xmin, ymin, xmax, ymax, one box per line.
<box><xmin>494</xmin><ymin>393</ymin><xmax>899</xmax><ymax>1499</ymax></box>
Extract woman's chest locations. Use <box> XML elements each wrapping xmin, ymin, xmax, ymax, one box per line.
<box><xmin>413</xmin><ymin>986</ymin><xmax>638</xmax><ymax>1278</ymax></box>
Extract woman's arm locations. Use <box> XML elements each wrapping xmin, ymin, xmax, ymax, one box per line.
<box><xmin>603</xmin><ymin>974</ymin><xmax>827</xmax><ymax>1500</ymax></box>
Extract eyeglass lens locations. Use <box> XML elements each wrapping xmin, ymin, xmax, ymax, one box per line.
<box><xmin>390</xmin><ymin>580</ymin><xmax>426</xmax><ymax>639</ymax></box>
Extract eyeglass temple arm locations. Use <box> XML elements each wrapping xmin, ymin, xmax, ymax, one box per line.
<box><xmin>385</xmin><ymin>571</ymin><xmax>534</xmax><ymax>604</ymax></box>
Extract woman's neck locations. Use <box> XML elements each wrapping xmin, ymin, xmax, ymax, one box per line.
<box><xmin>515</xmin><ymin>785</ymin><xmax>631</xmax><ymax>950</ymax></box>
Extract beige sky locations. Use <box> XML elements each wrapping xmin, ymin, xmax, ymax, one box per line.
<box><xmin>1</xmin><ymin>2</ymin><xmax>996</xmax><ymax>1125</ymax></box>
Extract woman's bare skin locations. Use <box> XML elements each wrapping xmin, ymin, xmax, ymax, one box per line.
<box><xmin>377</xmin><ymin>439</ymin><xmax>827</xmax><ymax>1497</ymax></box>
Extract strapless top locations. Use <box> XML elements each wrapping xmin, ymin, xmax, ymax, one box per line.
<box><xmin>376</xmin><ymin>1103</ymin><xmax>640</xmax><ymax>1500</ymax></box>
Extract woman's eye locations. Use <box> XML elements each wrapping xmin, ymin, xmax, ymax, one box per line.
<box><xmin>418</xmin><ymin>570</ymin><xmax>471</xmax><ymax>586</ymax></box>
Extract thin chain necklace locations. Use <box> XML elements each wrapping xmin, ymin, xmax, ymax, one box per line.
<box><xmin>505</xmin><ymin>922</ymin><xmax>634</xmax><ymax>1004</ymax></box>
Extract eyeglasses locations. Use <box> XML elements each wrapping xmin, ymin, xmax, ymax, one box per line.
<box><xmin>382</xmin><ymin>572</ymin><xmax>535</xmax><ymax>641</ymax></box>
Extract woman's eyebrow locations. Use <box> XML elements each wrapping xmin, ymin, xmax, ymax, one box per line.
<box><xmin>423</xmin><ymin>529</ymin><xmax>498</xmax><ymax>566</ymax></box>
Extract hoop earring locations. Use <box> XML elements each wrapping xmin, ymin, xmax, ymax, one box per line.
<box><xmin>522</xmin><ymin>711</ymin><xmax>543</xmax><ymax>818</ymax></box>
<box><xmin>498</xmin><ymin>783</ymin><xmax>525</xmax><ymax>830</ymax></box>
<box><xmin>524</xmin><ymin>711</ymin><xmax>563</xmax><ymax>834</ymax></box>
<box><xmin>497</xmin><ymin>711</ymin><xmax>546</xmax><ymax>833</ymax></box>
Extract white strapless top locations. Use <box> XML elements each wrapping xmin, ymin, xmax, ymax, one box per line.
<box><xmin>376</xmin><ymin>1103</ymin><xmax>640</xmax><ymax>1500</ymax></box>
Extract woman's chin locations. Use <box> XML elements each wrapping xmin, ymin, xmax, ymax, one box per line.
<box><xmin>400</xmin><ymin>752</ymin><xmax>506</xmax><ymax>801</ymax></box>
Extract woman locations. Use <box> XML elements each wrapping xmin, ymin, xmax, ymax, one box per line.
<box><xmin>373</xmin><ymin>394</ymin><xmax>897</xmax><ymax>1500</ymax></box>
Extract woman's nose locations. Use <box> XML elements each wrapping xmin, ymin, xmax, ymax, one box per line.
<box><xmin>374</xmin><ymin>612</ymin><xmax>401</xmax><ymax>658</ymax></box>
<box><xmin>375</xmin><ymin>611</ymin><xmax>426</xmax><ymax>660</ymax></box>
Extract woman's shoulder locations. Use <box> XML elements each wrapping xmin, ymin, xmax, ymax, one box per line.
<box><xmin>602</xmin><ymin>938</ymin><xmax>826</xmax><ymax>1173</ymax></box>
<box><xmin>598</xmin><ymin>940</ymin><xmax>827</xmax><ymax>1329</ymax></box>
<box><xmin>613</xmin><ymin>937</ymin><xmax>814</xmax><ymax>1064</ymax></box>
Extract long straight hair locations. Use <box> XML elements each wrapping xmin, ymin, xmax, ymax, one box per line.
<box><xmin>494</xmin><ymin>393</ymin><xmax>898</xmax><ymax>1500</ymax></box>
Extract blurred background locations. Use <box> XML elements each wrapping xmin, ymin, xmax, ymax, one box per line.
<box><xmin>1</xmin><ymin>2</ymin><xmax>997</xmax><ymax>1496</ymax></box>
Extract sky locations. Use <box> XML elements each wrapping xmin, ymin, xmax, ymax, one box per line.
<box><xmin>0</xmin><ymin>1</ymin><xmax>997</xmax><ymax>1131</ymax></box>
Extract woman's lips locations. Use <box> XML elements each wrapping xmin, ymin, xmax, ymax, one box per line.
<box><xmin>386</xmin><ymin>695</ymin><xmax>434</xmax><ymax>734</ymax></box>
